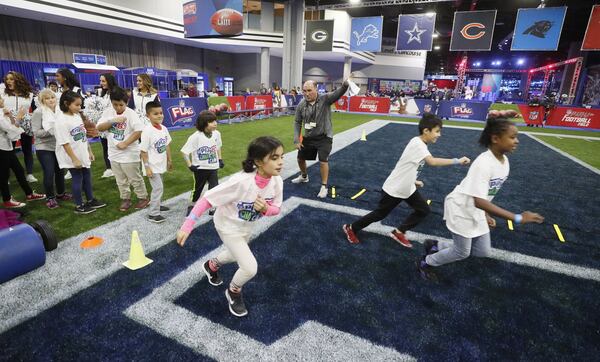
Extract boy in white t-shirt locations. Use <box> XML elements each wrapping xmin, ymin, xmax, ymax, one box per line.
<box><xmin>96</xmin><ymin>87</ymin><xmax>149</xmax><ymax>212</ymax></box>
<box><xmin>140</xmin><ymin>101</ymin><xmax>172</xmax><ymax>223</ymax></box>
<box><xmin>343</xmin><ymin>114</ymin><xmax>471</xmax><ymax>248</ymax></box>
<box><xmin>180</xmin><ymin>110</ymin><xmax>223</xmax><ymax>215</ymax></box>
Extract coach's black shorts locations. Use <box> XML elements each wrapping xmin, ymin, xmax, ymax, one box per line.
<box><xmin>298</xmin><ymin>135</ymin><xmax>333</xmax><ymax>162</ymax></box>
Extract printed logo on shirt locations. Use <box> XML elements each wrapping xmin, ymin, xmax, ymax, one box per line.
<box><xmin>488</xmin><ymin>177</ymin><xmax>507</xmax><ymax>196</ymax></box>
<box><xmin>110</xmin><ymin>122</ymin><xmax>127</xmax><ymax>141</ymax></box>
<box><xmin>154</xmin><ymin>137</ymin><xmax>168</xmax><ymax>154</ymax></box>
<box><xmin>196</xmin><ymin>145</ymin><xmax>218</xmax><ymax>163</ymax></box>
<box><xmin>70</xmin><ymin>125</ymin><xmax>87</xmax><ymax>142</ymax></box>
<box><xmin>236</xmin><ymin>201</ymin><xmax>262</xmax><ymax>222</ymax></box>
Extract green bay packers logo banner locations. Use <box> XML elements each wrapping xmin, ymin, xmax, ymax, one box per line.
<box><xmin>450</xmin><ymin>10</ymin><xmax>497</xmax><ymax>51</ymax></box>
<box><xmin>511</xmin><ymin>7</ymin><xmax>567</xmax><ymax>51</ymax></box>
<box><xmin>306</xmin><ymin>20</ymin><xmax>334</xmax><ymax>51</ymax></box>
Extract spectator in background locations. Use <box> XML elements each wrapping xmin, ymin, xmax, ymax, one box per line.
<box><xmin>187</xmin><ymin>83</ymin><xmax>198</xmax><ymax>98</ymax></box>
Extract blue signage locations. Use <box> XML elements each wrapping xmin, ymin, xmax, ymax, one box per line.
<box><xmin>437</xmin><ymin>100</ymin><xmax>492</xmax><ymax>121</ymax></box>
<box><xmin>413</xmin><ymin>99</ymin><xmax>438</xmax><ymax>115</ymax></box>
<box><xmin>96</xmin><ymin>55</ymin><xmax>107</xmax><ymax>65</ymax></box>
<box><xmin>161</xmin><ymin>97</ymin><xmax>208</xmax><ymax>128</ymax></box>
<box><xmin>350</xmin><ymin>16</ymin><xmax>383</xmax><ymax>52</ymax></box>
<box><xmin>73</xmin><ymin>53</ymin><xmax>96</xmax><ymax>64</ymax></box>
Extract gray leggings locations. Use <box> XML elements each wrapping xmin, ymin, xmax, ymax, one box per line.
<box><xmin>426</xmin><ymin>232</ymin><xmax>491</xmax><ymax>267</ymax></box>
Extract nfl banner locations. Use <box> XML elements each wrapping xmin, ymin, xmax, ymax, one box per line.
<box><xmin>582</xmin><ymin>5</ymin><xmax>600</xmax><ymax>51</ymax></box>
<box><xmin>450</xmin><ymin>10</ymin><xmax>497</xmax><ymax>51</ymax></box>
<box><xmin>161</xmin><ymin>97</ymin><xmax>208</xmax><ymax>128</ymax></box>
<box><xmin>396</xmin><ymin>14</ymin><xmax>436</xmax><ymax>51</ymax></box>
<box><xmin>183</xmin><ymin>0</ymin><xmax>243</xmax><ymax>38</ymax></box>
<box><xmin>351</xmin><ymin>16</ymin><xmax>383</xmax><ymax>52</ymax></box>
<box><xmin>306</xmin><ymin>20</ymin><xmax>334</xmax><ymax>51</ymax></box>
<box><xmin>437</xmin><ymin>100</ymin><xmax>492</xmax><ymax>120</ymax></box>
<box><xmin>511</xmin><ymin>7</ymin><xmax>567</xmax><ymax>51</ymax></box>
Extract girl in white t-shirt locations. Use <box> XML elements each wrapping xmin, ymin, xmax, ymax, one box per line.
<box><xmin>417</xmin><ymin>118</ymin><xmax>544</xmax><ymax>281</ymax></box>
<box><xmin>55</xmin><ymin>91</ymin><xmax>106</xmax><ymax>215</ymax></box>
<box><xmin>177</xmin><ymin>136</ymin><xmax>284</xmax><ymax>318</ymax></box>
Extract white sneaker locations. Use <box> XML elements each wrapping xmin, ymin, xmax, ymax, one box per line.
<box><xmin>101</xmin><ymin>169</ymin><xmax>114</xmax><ymax>178</ymax></box>
<box><xmin>317</xmin><ymin>185</ymin><xmax>328</xmax><ymax>198</ymax></box>
<box><xmin>291</xmin><ymin>175</ymin><xmax>309</xmax><ymax>184</ymax></box>
<box><xmin>26</xmin><ymin>174</ymin><xmax>38</xmax><ymax>182</ymax></box>
<box><xmin>64</xmin><ymin>171</ymin><xmax>72</xmax><ymax>180</ymax></box>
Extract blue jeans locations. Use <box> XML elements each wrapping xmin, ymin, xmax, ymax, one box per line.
<box><xmin>69</xmin><ymin>168</ymin><xmax>94</xmax><ymax>206</ymax></box>
<box><xmin>36</xmin><ymin>150</ymin><xmax>65</xmax><ymax>199</ymax></box>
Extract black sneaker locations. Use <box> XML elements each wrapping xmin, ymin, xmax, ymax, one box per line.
<box><xmin>85</xmin><ymin>199</ymin><xmax>107</xmax><ymax>209</ymax></box>
<box><xmin>225</xmin><ymin>289</ymin><xmax>248</xmax><ymax>317</ymax></box>
<box><xmin>160</xmin><ymin>205</ymin><xmax>170</xmax><ymax>212</ymax></box>
<box><xmin>416</xmin><ymin>257</ymin><xmax>438</xmax><ymax>282</ymax></box>
<box><xmin>75</xmin><ymin>204</ymin><xmax>96</xmax><ymax>214</ymax></box>
<box><xmin>208</xmin><ymin>207</ymin><xmax>216</xmax><ymax>216</ymax></box>
<box><xmin>424</xmin><ymin>239</ymin><xmax>439</xmax><ymax>255</ymax></box>
<box><xmin>148</xmin><ymin>215</ymin><xmax>166</xmax><ymax>223</ymax></box>
<box><xmin>203</xmin><ymin>260</ymin><xmax>223</xmax><ymax>286</ymax></box>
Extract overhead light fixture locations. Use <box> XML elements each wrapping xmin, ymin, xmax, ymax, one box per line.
<box><xmin>349</xmin><ymin>0</ymin><xmax>360</xmax><ymax>4</ymax></box>
<box><xmin>426</xmin><ymin>12</ymin><xmax>436</xmax><ymax>16</ymax></box>
<box><xmin>434</xmin><ymin>45</ymin><xmax>441</xmax><ymax>50</ymax></box>
<box><xmin>517</xmin><ymin>58</ymin><xmax>525</xmax><ymax>65</ymax></box>
<box><xmin>432</xmin><ymin>33</ymin><xmax>439</xmax><ymax>38</ymax></box>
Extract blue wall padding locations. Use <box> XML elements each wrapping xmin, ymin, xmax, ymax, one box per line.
<box><xmin>0</xmin><ymin>224</ymin><xmax>46</xmax><ymax>284</ymax></box>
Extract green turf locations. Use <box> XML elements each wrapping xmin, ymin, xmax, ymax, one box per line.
<box><xmin>489</xmin><ymin>103</ymin><xmax>521</xmax><ymax>112</ymax></box>
<box><xmin>534</xmin><ymin>136</ymin><xmax>600</xmax><ymax>169</ymax></box>
<box><xmin>8</xmin><ymin>111</ymin><xmax>599</xmax><ymax>241</ymax></box>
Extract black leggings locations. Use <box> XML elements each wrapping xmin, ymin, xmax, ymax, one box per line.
<box><xmin>100</xmin><ymin>137</ymin><xmax>111</xmax><ymax>170</ymax></box>
<box><xmin>0</xmin><ymin>149</ymin><xmax>33</xmax><ymax>202</ymax></box>
<box><xmin>19</xmin><ymin>134</ymin><xmax>34</xmax><ymax>174</ymax></box>
<box><xmin>351</xmin><ymin>190</ymin><xmax>430</xmax><ymax>233</ymax></box>
<box><xmin>191</xmin><ymin>169</ymin><xmax>218</xmax><ymax>202</ymax></box>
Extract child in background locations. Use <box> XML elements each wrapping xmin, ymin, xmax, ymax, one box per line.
<box><xmin>140</xmin><ymin>101</ymin><xmax>172</xmax><ymax>223</ymax></box>
<box><xmin>181</xmin><ymin>110</ymin><xmax>224</xmax><ymax>215</ymax></box>
<box><xmin>96</xmin><ymin>87</ymin><xmax>149</xmax><ymax>212</ymax></box>
<box><xmin>177</xmin><ymin>136</ymin><xmax>284</xmax><ymax>318</ymax></box>
<box><xmin>417</xmin><ymin>118</ymin><xmax>544</xmax><ymax>281</ymax></box>
<box><xmin>343</xmin><ymin>114</ymin><xmax>470</xmax><ymax>247</ymax></box>
<box><xmin>54</xmin><ymin>91</ymin><xmax>105</xmax><ymax>214</ymax></box>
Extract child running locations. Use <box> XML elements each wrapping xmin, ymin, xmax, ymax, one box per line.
<box><xmin>140</xmin><ymin>101</ymin><xmax>172</xmax><ymax>223</ymax></box>
<box><xmin>416</xmin><ymin>118</ymin><xmax>544</xmax><ymax>281</ymax></box>
<box><xmin>177</xmin><ymin>136</ymin><xmax>284</xmax><ymax>317</ymax></box>
<box><xmin>343</xmin><ymin>114</ymin><xmax>470</xmax><ymax>247</ymax></box>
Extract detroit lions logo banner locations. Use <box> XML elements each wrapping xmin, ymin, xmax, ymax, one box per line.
<box><xmin>450</xmin><ymin>10</ymin><xmax>497</xmax><ymax>51</ymax></box>
<box><xmin>350</xmin><ymin>16</ymin><xmax>383</xmax><ymax>52</ymax></box>
<box><xmin>582</xmin><ymin>5</ymin><xmax>600</xmax><ymax>51</ymax></box>
<box><xmin>511</xmin><ymin>7</ymin><xmax>567</xmax><ymax>51</ymax></box>
<box><xmin>396</xmin><ymin>14</ymin><xmax>436</xmax><ymax>51</ymax></box>
<box><xmin>306</xmin><ymin>20</ymin><xmax>334</xmax><ymax>51</ymax></box>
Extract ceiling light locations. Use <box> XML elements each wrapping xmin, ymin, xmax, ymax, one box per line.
<box><xmin>426</xmin><ymin>12</ymin><xmax>436</xmax><ymax>16</ymax></box>
<box><xmin>349</xmin><ymin>0</ymin><xmax>360</xmax><ymax>4</ymax></box>
<box><xmin>432</xmin><ymin>33</ymin><xmax>439</xmax><ymax>38</ymax></box>
<box><xmin>434</xmin><ymin>45</ymin><xmax>441</xmax><ymax>50</ymax></box>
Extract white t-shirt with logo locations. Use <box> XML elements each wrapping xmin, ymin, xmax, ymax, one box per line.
<box><xmin>140</xmin><ymin>124</ymin><xmax>172</xmax><ymax>174</ymax></box>
<box><xmin>180</xmin><ymin>130</ymin><xmax>222</xmax><ymax>170</ymax></box>
<box><xmin>98</xmin><ymin>107</ymin><xmax>144</xmax><ymax>163</ymax></box>
<box><xmin>55</xmin><ymin>112</ymin><xmax>90</xmax><ymax>169</ymax></box>
<box><xmin>382</xmin><ymin>136</ymin><xmax>431</xmax><ymax>199</ymax></box>
<box><xmin>204</xmin><ymin>171</ymin><xmax>283</xmax><ymax>232</ymax></box>
<box><xmin>444</xmin><ymin>150</ymin><xmax>510</xmax><ymax>238</ymax></box>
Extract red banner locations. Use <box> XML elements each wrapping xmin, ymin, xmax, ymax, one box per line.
<box><xmin>582</xmin><ymin>5</ymin><xmax>600</xmax><ymax>51</ymax></box>
<box><xmin>334</xmin><ymin>96</ymin><xmax>348</xmax><ymax>111</ymax></box>
<box><xmin>546</xmin><ymin>107</ymin><xmax>600</xmax><ymax>129</ymax></box>
<box><xmin>245</xmin><ymin>95</ymin><xmax>273</xmax><ymax>115</ymax></box>
<box><xmin>348</xmin><ymin>96</ymin><xmax>391</xmax><ymax>114</ymax></box>
<box><xmin>226</xmin><ymin>96</ymin><xmax>245</xmax><ymax>112</ymax></box>
<box><xmin>517</xmin><ymin>104</ymin><xmax>544</xmax><ymax>126</ymax></box>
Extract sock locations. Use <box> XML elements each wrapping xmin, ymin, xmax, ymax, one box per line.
<box><xmin>209</xmin><ymin>258</ymin><xmax>220</xmax><ymax>272</ymax></box>
<box><xmin>229</xmin><ymin>284</ymin><xmax>241</xmax><ymax>294</ymax></box>
<box><xmin>321</xmin><ymin>183</ymin><xmax>327</xmax><ymax>188</ymax></box>
<box><xmin>301</xmin><ymin>173</ymin><xmax>307</xmax><ymax>178</ymax></box>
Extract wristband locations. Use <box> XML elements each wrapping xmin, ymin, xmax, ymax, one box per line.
<box><xmin>514</xmin><ymin>214</ymin><xmax>522</xmax><ymax>225</ymax></box>
<box><xmin>187</xmin><ymin>213</ymin><xmax>199</xmax><ymax>222</ymax></box>
<box><xmin>452</xmin><ymin>158</ymin><xmax>459</xmax><ymax>165</ymax></box>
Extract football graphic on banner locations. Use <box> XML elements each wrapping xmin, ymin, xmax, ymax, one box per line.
<box><xmin>210</xmin><ymin>8</ymin><xmax>243</xmax><ymax>36</ymax></box>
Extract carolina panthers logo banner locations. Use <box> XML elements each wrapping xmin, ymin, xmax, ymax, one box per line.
<box><xmin>450</xmin><ymin>10</ymin><xmax>497</xmax><ymax>51</ymax></box>
<box><xmin>306</xmin><ymin>20</ymin><xmax>334</xmax><ymax>51</ymax></box>
<box><xmin>350</xmin><ymin>16</ymin><xmax>383</xmax><ymax>52</ymax></box>
<box><xmin>511</xmin><ymin>7</ymin><xmax>567</xmax><ymax>51</ymax></box>
<box><xmin>395</xmin><ymin>14</ymin><xmax>436</xmax><ymax>51</ymax></box>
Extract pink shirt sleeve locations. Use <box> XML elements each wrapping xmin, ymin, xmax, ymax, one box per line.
<box><xmin>180</xmin><ymin>198</ymin><xmax>212</xmax><ymax>234</ymax></box>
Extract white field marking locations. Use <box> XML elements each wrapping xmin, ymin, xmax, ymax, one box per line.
<box><xmin>0</xmin><ymin>120</ymin><xmax>391</xmax><ymax>334</ymax></box>
<box><xmin>525</xmin><ymin>133</ymin><xmax>600</xmax><ymax>175</ymax></box>
<box><xmin>125</xmin><ymin>196</ymin><xmax>600</xmax><ymax>360</ymax></box>
<box><xmin>377</xmin><ymin>119</ymin><xmax>600</xmax><ymax>140</ymax></box>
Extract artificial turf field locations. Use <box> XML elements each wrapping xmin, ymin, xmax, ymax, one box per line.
<box><xmin>1</xmin><ymin>119</ymin><xmax>599</xmax><ymax>360</ymax></box>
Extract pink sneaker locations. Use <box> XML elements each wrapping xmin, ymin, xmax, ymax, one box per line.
<box><xmin>26</xmin><ymin>192</ymin><xmax>46</xmax><ymax>201</ymax></box>
<box><xmin>390</xmin><ymin>229</ymin><xmax>413</xmax><ymax>248</ymax></box>
<box><xmin>46</xmin><ymin>198</ymin><xmax>59</xmax><ymax>209</ymax></box>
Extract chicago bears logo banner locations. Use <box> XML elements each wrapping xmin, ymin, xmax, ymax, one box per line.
<box><xmin>582</xmin><ymin>5</ymin><xmax>600</xmax><ymax>51</ymax></box>
<box><xmin>396</xmin><ymin>14</ymin><xmax>436</xmax><ymax>51</ymax></box>
<box><xmin>511</xmin><ymin>7</ymin><xmax>567</xmax><ymax>51</ymax></box>
<box><xmin>306</xmin><ymin>20</ymin><xmax>334</xmax><ymax>51</ymax></box>
<box><xmin>183</xmin><ymin>0</ymin><xmax>243</xmax><ymax>38</ymax></box>
<box><xmin>350</xmin><ymin>17</ymin><xmax>383</xmax><ymax>52</ymax></box>
<box><xmin>450</xmin><ymin>10</ymin><xmax>497</xmax><ymax>51</ymax></box>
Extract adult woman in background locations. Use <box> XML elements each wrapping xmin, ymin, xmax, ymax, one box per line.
<box><xmin>129</xmin><ymin>74</ymin><xmax>159</xmax><ymax>125</ymax></box>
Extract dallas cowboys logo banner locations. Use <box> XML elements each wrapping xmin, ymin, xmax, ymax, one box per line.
<box><xmin>511</xmin><ymin>7</ymin><xmax>567</xmax><ymax>51</ymax></box>
<box><xmin>450</xmin><ymin>10</ymin><xmax>497</xmax><ymax>51</ymax></box>
<box><xmin>350</xmin><ymin>16</ymin><xmax>383</xmax><ymax>52</ymax></box>
<box><xmin>581</xmin><ymin>5</ymin><xmax>600</xmax><ymax>51</ymax></box>
<box><xmin>305</xmin><ymin>20</ymin><xmax>334</xmax><ymax>51</ymax></box>
<box><xmin>396</xmin><ymin>14</ymin><xmax>436</xmax><ymax>51</ymax></box>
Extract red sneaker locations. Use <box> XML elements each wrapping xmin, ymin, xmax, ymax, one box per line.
<box><xmin>342</xmin><ymin>224</ymin><xmax>360</xmax><ymax>244</ymax></box>
<box><xmin>3</xmin><ymin>199</ymin><xmax>26</xmax><ymax>208</ymax></box>
<box><xmin>390</xmin><ymin>229</ymin><xmax>413</xmax><ymax>248</ymax></box>
<box><xmin>26</xmin><ymin>192</ymin><xmax>46</xmax><ymax>201</ymax></box>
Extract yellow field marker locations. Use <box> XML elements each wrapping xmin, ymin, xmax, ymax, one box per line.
<box><xmin>507</xmin><ymin>220</ymin><xmax>514</xmax><ymax>231</ymax></box>
<box><xmin>553</xmin><ymin>224</ymin><xmax>565</xmax><ymax>242</ymax></box>
<box><xmin>351</xmin><ymin>188</ymin><xmax>366</xmax><ymax>200</ymax></box>
<box><xmin>331</xmin><ymin>186</ymin><xmax>336</xmax><ymax>199</ymax></box>
<box><xmin>427</xmin><ymin>199</ymin><xmax>431</xmax><ymax>205</ymax></box>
